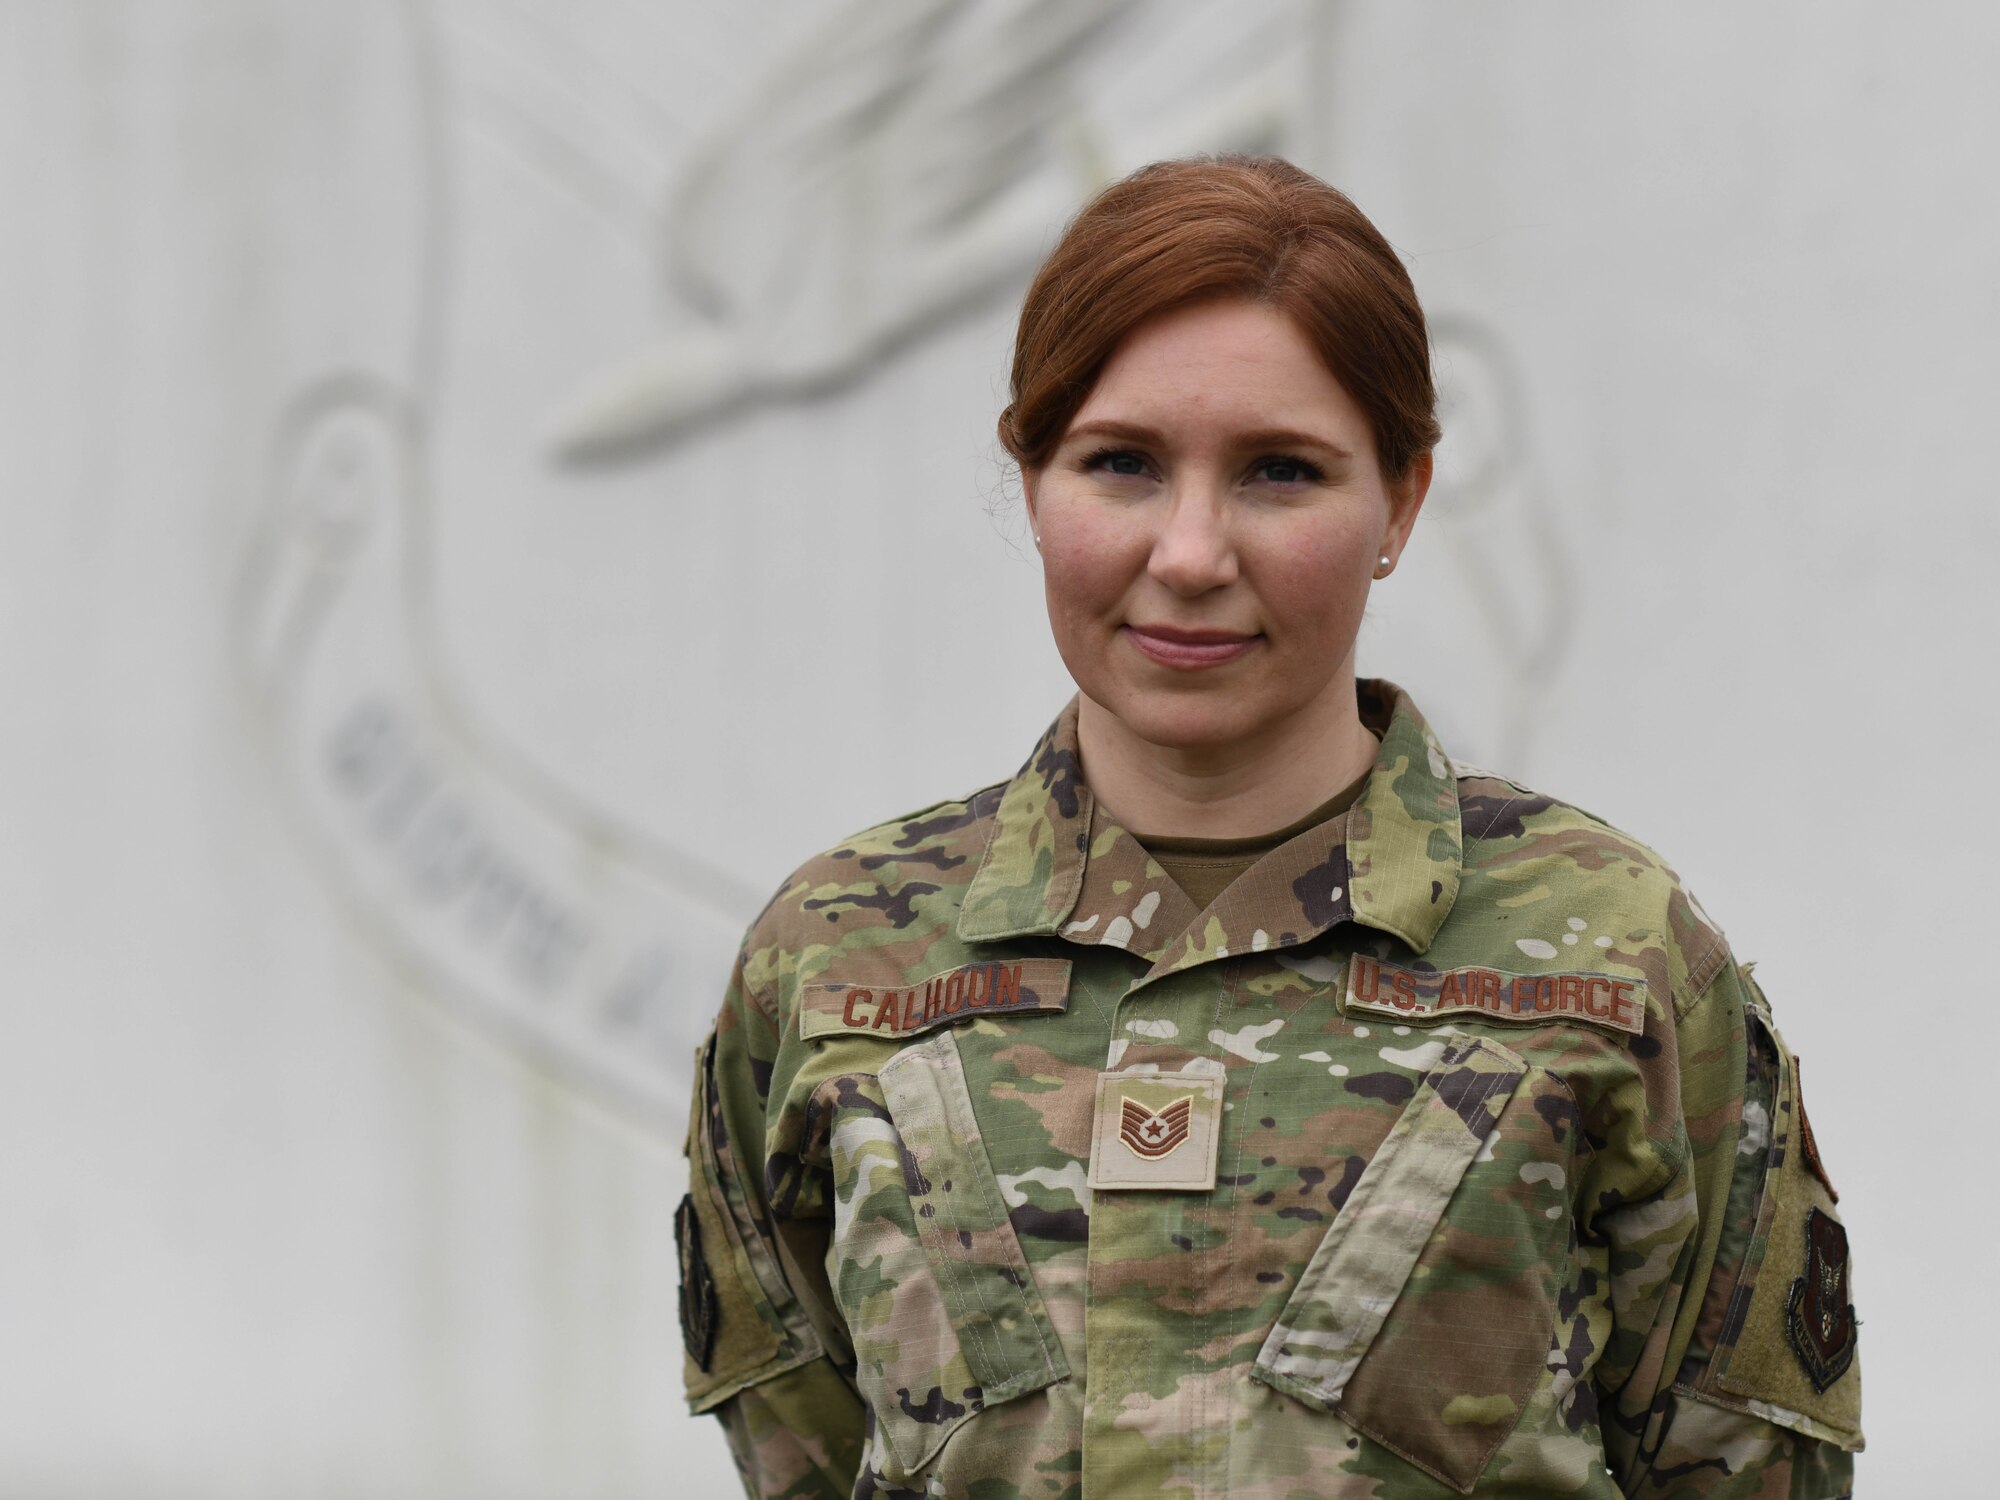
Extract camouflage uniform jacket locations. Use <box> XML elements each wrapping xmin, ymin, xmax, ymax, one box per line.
<box><xmin>678</xmin><ymin>681</ymin><xmax>1863</xmax><ymax>1498</ymax></box>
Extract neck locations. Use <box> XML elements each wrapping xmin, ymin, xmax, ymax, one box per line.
<box><xmin>1076</xmin><ymin>676</ymin><xmax>1378</xmax><ymax>839</ymax></box>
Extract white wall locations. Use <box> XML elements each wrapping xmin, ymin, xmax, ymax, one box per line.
<box><xmin>2</xmin><ymin>2</ymin><xmax>1989</xmax><ymax>1493</ymax></box>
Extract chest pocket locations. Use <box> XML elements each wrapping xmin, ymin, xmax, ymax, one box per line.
<box><xmin>823</xmin><ymin>1029</ymin><xmax>1070</xmax><ymax>1482</ymax></box>
<box><xmin>1251</xmin><ymin>1033</ymin><xmax>1573</xmax><ymax>1493</ymax></box>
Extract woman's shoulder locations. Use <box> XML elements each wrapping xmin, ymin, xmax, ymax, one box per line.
<box><xmin>739</xmin><ymin>778</ymin><xmax>1014</xmax><ymax>968</ymax></box>
<box><xmin>1444</xmin><ymin>759</ymin><xmax>1736</xmax><ymax>1012</ymax></box>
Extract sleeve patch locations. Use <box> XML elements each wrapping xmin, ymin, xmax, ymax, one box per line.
<box><xmin>680</xmin><ymin>1034</ymin><xmax>823</xmax><ymax>1412</ymax></box>
<box><xmin>675</xmin><ymin>1193</ymin><xmax>720</xmax><ymax>1374</ymax></box>
<box><xmin>1699</xmin><ymin>1008</ymin><xmax>1863</xmax><ymax>1449</ymax></box>
<box><xmin>1784</xmin><ymin>1208</ymin><xmax>1857</xmax><ymax>1393</ymax></box>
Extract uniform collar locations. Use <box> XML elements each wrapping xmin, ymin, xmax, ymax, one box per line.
<box><xmin>956</xmin><ymin>679</ymin><xmax>1463</xmax><ymax>977</ymax></box>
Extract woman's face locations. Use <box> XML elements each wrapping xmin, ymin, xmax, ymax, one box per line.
<box><xmin>1025</xmin><ymin>297</ymin><xmax>1429</xmax><ymax>762</ymax></box>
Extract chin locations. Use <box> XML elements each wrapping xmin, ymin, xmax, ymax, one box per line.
<box><xmin>1096</xmin><ymin>682</ymin><xmax>1282</xmax><ymax>753</ymax></box>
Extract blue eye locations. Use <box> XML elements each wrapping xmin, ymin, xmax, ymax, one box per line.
<box><xmin>1257</xmin><ymin>455</ymin><xmax>1324</xmax><ymax>485</ymax></box>
<box><xmin>1083</xmin><ymin>447</ymin><xmax>1148</xmax><ymax>477</ymax></box>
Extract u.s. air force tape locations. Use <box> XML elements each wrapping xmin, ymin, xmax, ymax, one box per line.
<box><xmin>1344</xmin><ymin>953</ymin><xmax>1649</xmax><ymax>1037</ymax></box>
<box><xmin>798</xmin><ymin>958</ymin><xmax>1071</xmax><ymax>1041</ymax></box>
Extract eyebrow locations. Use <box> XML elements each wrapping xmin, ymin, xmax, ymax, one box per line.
<box><xmin>1064</xmin><ymin>419</ymin><xmax>1353</xmax><ymax>461</ymax></box>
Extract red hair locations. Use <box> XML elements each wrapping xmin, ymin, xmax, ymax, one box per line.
<box><xmin>999</xmin><ymin>156</ymin><xmax>1439</xmax><ymax>482</ymax></box>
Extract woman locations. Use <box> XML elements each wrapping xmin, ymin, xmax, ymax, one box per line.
<box><xmin>676</xmin><ymin>157</ymin><xmax>1862</xmax><ymax>1498</ymax></box>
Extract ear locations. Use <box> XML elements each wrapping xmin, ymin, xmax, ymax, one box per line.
<box><xmin>1383</xmin><ymin>451</ymin><xmax>1433</xmax><ymax>564</ymax></box>
<box><xmin>1021</xmin><ymin>465</ymin><xmax>1041</xmax><ymax>541</ymax></box>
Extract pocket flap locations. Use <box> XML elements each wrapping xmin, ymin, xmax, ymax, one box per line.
<box><xmin>829</xmin><ymin>1030</ymin><xmax>1069</xmax><ymax>1478</ymax></box>
<box><xmin>1253</xmin><ymin>1034</ymin><xmax>1527</xmax><ymax>1410</ymax></box>
<box><xmin>879</xmin><ymin>1031</ymin><xmax>1071</xmax><ymax>1402</ymax></box>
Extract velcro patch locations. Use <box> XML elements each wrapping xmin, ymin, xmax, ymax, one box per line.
<box><xmin>1088</xmin><ymin>1071</ymin><xmax>1223</xmax><ymax>1192</ymax></box>
<box><xmin>799</xmin><ymin>958</ymin><xmax>1070</xmax><ymax>1041</ymax></box>
<box><xmin>1345</xmin><ymin>954</ymin><xmax>1647</xmax><ymax>1038</ymax></box>
<box><xmin>1785</xmin><ymin>1207</ymin><xmax>1857</xmax><ymax>1392</ymax></box>
<box><xmin>674</xmin><ymin>1192</ymin><xmax>718</xmax><ymax>1373</ymax></box>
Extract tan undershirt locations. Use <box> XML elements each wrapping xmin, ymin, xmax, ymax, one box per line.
<box><xmin>1131</xmin><ymin>760</ymin><xmax>1374</xmax><ymax>912</ymax></box>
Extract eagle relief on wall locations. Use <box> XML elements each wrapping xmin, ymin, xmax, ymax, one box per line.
<box><xmin>232</xmin><ymin>0</ymin><xmax>1556</xmax><ymax>1127</ymax></box>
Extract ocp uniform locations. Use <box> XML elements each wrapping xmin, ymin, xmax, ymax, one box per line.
<box><xmin>679</xmin><ymin>682</ymin><xmax>1863</xmax><ymax>1498</ymax></box>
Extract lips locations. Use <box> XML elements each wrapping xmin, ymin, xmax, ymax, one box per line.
<box><xmin>1123</xmin><ymin>624</ymin><xmax>1258</xmax><ymax>669</ymax></box>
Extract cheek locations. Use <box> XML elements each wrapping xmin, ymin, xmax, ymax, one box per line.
<box><xmin>1039</xmin><ymin>516</ymin><xmax>1143</xmax><ymax>625</ymax></box>
<box><xmin>1255</xmin><ymin>528</ymin><xmax>1376</xmax><ymax>639</ymax></box>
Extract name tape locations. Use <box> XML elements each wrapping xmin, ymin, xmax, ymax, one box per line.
<box><xmin>799</xmin><ymin>959</ymin><xmax>1070</xmax><ymax>1041</ymax></box>
<box><xmin>1345</xmin><ymin>953</ymin><xmax>1648</xmax><ymax>1037</ymax></box>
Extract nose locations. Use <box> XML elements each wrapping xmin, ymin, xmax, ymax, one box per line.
<box><xmin>1146</xmin><ymin>481</ymin><xmax>1238</xmax><ymax>596</ymax></box>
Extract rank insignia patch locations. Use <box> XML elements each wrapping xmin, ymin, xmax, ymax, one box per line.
<box><xmin>675</xmin><ymin>1192</ymin><xmax>719</xmax><ymax>1373</ymax></box>
<box><xmin>1119</xmin><ymin>1095</ymin><xmax>1193</xmax><ymax>1159</ymax></box>
<box><xmin>1088</xmin><ymin>1070</ymin><xmax>1222</xmax><ymax>1191</ymax></box>
<box><xmin>1785</xmin><ymin>1207</ymin><xmax>1856</xmax><ymax>1392</ymax></box>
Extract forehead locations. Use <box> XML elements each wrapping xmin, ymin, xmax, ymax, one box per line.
<box><xmin>1068</xmin><ymin>298</ymin><xmax>1367</xmax><ymax>441</ymax></box>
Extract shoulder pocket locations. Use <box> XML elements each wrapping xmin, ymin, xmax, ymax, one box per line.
<box><xmin>1252</xmin><ymin>1034</ymin><xmax>1574</xmax><ymax>1493</ymax></box>
<box><xmin>1689</xmin><ymin>997</ymin><xmax>1863</xmax><ymax>1450</ymax></box>
<box><xmin>680</xmin><ymin>1032</ymin><xmax>826</xmax><ymax>1412</ymax></box>
<box><xmin>827</xmin><ymin>1029</ymin><xmax>1069</xmax><ymax>1481</ymax></box>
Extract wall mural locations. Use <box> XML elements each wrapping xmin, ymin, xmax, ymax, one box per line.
<box><xmin>232</xmin><ymin>0</ymin><xmax>1563</xmax><ymax>1130</ymax></box>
